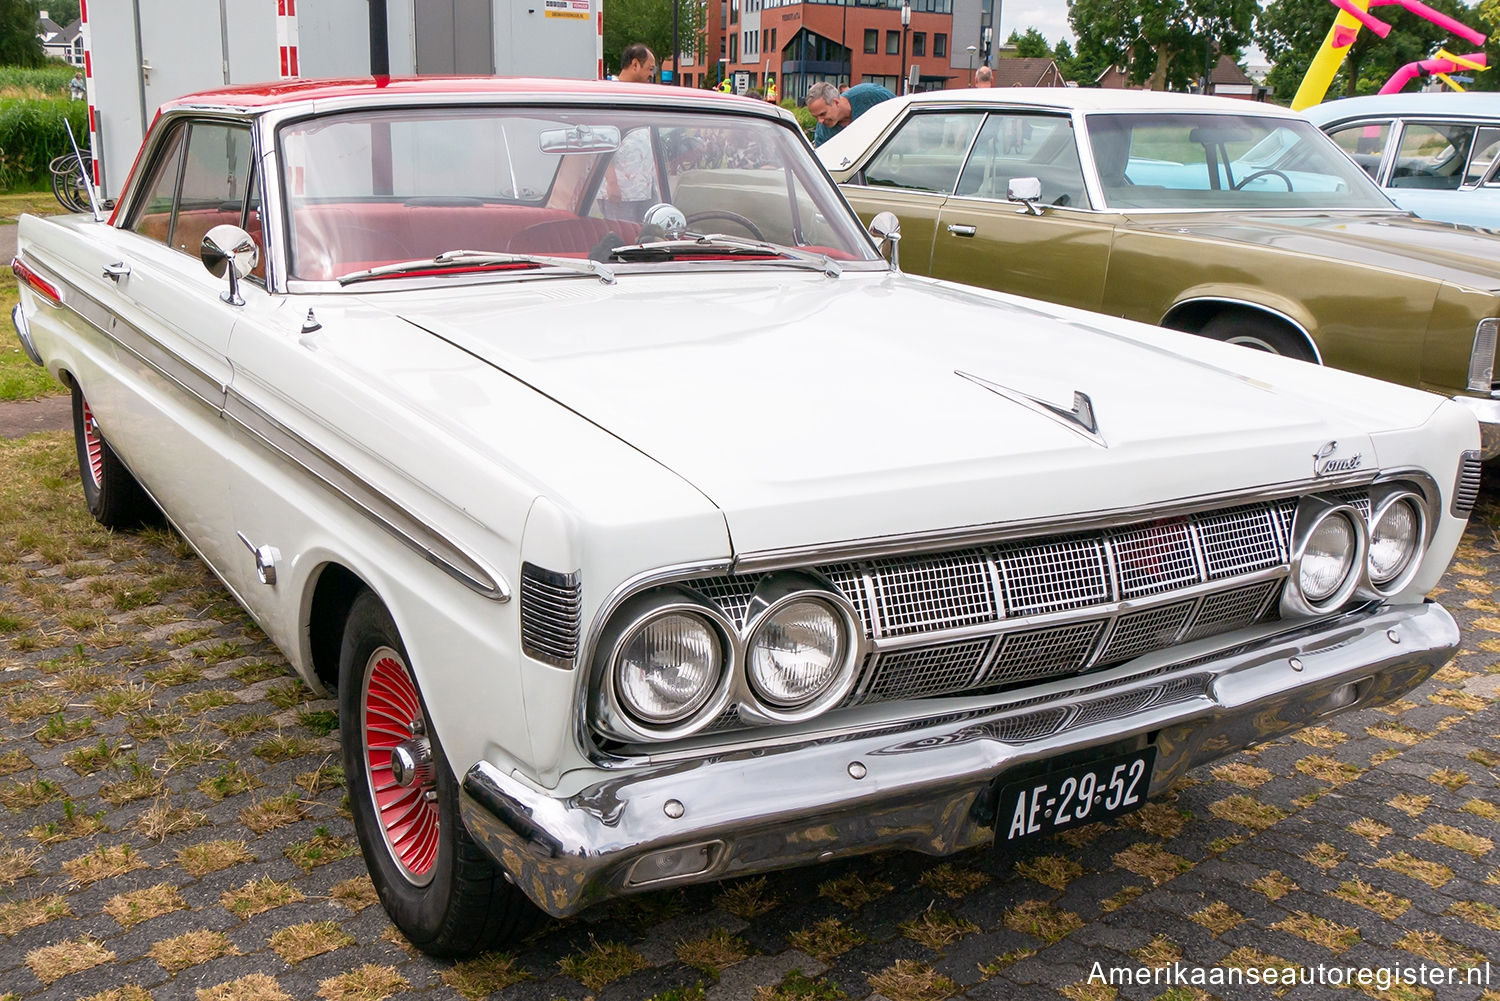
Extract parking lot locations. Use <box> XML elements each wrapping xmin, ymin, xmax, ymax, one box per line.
<box><xmin>0</xmin><ymin>428</ymin><xmax>1495</xmax><ymax>1001</ymax></box>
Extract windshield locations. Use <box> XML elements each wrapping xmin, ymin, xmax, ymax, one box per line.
<box><xmin>278</xmin><ymin>107</ymin><xmax>879</xmax><ymax>281</ymax></box>
<box><xmin>1084</xmin><ymin>113</ymin><xmax>1395</xmax><ymax>210</ymax></box>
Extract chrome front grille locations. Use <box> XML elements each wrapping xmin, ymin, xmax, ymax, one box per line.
<box><xmin>659</xmin><ymin>492</ymin><xmax>1359</xmax><ymax>725</ymax></box>
<box><xmin>996</xmin><ymin>535</ymin><xmax>1111</xmax><ymax>616</ymax></box>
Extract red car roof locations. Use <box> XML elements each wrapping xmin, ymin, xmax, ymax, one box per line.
<box><xmin>163</xmin><ymin>76</ymin><xmax>751</xmax><ymax>110</ymax></box>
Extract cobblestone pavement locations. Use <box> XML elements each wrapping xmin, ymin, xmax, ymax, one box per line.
<box><xmin>0</xmin><ymin>430</ymin><xmax>1496</xmax><ymax>1001</ymax></box>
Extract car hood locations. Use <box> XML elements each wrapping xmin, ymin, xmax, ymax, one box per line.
<box><xmin>379</xmin><ymin>270</ymin><xmax>1441</xmax><ymax>554</ymax></box>
<box><xmin>1126</xmin><ymin>211</ymin><xmax>1500</xmax><ymax>291</ymax></box>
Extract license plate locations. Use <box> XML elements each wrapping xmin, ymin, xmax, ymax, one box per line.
<box><xmin>997</xmin><ymin>747</ymin><xmax>1156</xmax><ymax>842</ymax></box>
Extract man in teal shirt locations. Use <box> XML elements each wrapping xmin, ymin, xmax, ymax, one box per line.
<box><xmin>806</xmin><ymin>81</ymin><xmax>895</xmax><ymax>146</ymax></box>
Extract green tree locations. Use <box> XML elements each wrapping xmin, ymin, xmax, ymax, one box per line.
<box><xmin>1068</xmin><ymin>0</ymin><xmax>1255</xmax><ymax>90</ymax></box>
<box><xmin>1006</xmin><ymin>27</ymin><xmax>1053</xmax><ymax>58</ymax></box>
<box><xmin>0</xmin><ymin>0</ymin><xmax>44</xmax><ymax>65</ymax></box>
<box><xmin>602</xmin><ymin>0</ymin><xmax>706</xmax><ymax>80</ymax></box>
<box><xmin>1257</xmin><ymin>0</ymin><xmax>1474</xmax><ymax>101</ymax></box>
<box><xmin>31</xmin><ymin>1</ymin><xmax>78</xmax><ymax>26</ymax></box>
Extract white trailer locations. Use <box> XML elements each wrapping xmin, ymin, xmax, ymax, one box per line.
<box><xmin>78</xmin><ymin>0</ymin><xmax>603</xmax><ymax>200</ymax></box>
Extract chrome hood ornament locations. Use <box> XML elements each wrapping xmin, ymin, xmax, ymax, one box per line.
<box><xmin>956</xmin><ymin>370</ymin><xmax>1105</xmax><ymax>447</ymax></box>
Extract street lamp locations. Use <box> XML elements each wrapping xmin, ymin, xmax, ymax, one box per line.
<box><xmin>899</xmin><ymin>0</ymin><xmax>911</xmax><ymax>94</ymax></box>
<box><xmin>967</xmin><ymin>44</ymin><xmax>977</xmax><ymax>85</ymax></box>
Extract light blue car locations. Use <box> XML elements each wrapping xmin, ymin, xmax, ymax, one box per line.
<box><xmin>1303</xmin><ymin>92</ymin><xmax>1500</xmax><ymax>228</ymax></box>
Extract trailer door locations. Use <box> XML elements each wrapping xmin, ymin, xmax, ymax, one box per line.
<box><xmin>415</xmin><ymin>0</ymin><xmax>495</xmax><ymax>74</ymax></box>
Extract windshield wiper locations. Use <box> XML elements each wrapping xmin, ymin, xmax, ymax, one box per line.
<box><xmin>608</xmin><ymin>234</ymin><xmax>841</xmax><ymax>277</ymax></box>
<box><xmin>338</xmin><ymin>249</ymin><xmax>615</xmax><ymax>286</ymax></box>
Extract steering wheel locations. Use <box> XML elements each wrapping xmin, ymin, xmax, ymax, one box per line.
<box><xmin>1233</xmin><ymin>169</ymin><xmax>1293</xmax><ymax>191</ymax></box>
<box><xmin>685</xmin><ymin>210</ymin><xmax>765</xmax><ymax>241</ymax></box>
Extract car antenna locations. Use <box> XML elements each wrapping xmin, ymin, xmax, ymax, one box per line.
<box><xmin>63</xmin><ymin>119</ymin><xmax>104</xmax><ymax>223</ymax></box>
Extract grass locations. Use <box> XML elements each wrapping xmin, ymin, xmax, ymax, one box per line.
<box><xmin>789</xmin><ymin>918</ymin><xmax>866</xmax><ymax>962</ymax></box>
<box><xmin>25</xmin><ymin>935</ymin><xmax>114</xmax><ymax>985</ymax></box>
<box><xmin>268</xmin><ymin>920</ymin><xmax>355</xmax><ymax>964</ymax></box>
<box><xmin>917</xmin><ymin>862</ymin><xmax>990</xmax><ymax>898</ymax></box>
<box><xmin>148</xmin><ymin>929</ymin><xmax>238</xmax><ymax>973</ymax></box>
<box><xmin>676</xmin><ymin>927</ymin><xmax>751</xmax><ymax>977</ymax></box>
<box><xmin>318</xmin><ymin>965</ymin><xmax>408</xmax><ymax>1001</ymax></box>
<box><xmin>221</xmin><ymin>876</ymin><xmax>305</xmax><ymax>919</ymax></box>
<box><xmin>177</xmin><ymin>839</ymin><xmax>254</xmax><ymax>877</ymax></box>
<box><xmin>102</xmin><ymin>883</ymin><xmax>185</xmax><ymax>928</ymax></box>
<box><xmin>0</xmin><ymin>892</ymin><xmax>69</xmax><ymax>935</ymax></box>
<box><xmin>558</xmin><ymin>939</ymin><xmax>649</xmax><ymax>990</ymax></box>
<box><xmin>441</xmin><ymin>953</ymin><xmax>531</xmax><ymax>999</ymax></box>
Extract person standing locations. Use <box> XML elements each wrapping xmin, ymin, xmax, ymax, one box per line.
<box><xmin>974</xmin><ymin>65</ymin><xmax>994</xmax><ymax>87</ymax></box>
<box><xmin>69</xmin><ymin>72</ymin><xmax>85</xmax><ymax>101</ymax></box>
<box><xmin>805</xmin><ymin>81</ymin><xmax>894</xmax><ymax>147</ymax></box>
<box><xmin>604</xmin><ymin>44</ymin><xmax>658</xmax><ymax>220</ymax></box>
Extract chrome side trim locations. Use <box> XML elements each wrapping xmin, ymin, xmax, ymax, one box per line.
<box><xmin>19</xmin><ymin>250</ymin><xmax>227</xmax><ymax>413</ymax></box>
<box><xmin>28</xmin><ymin>253</ymin><xmax>510</xmax><ymax>603</ymax></box>
<box><xmin>1162</xmin><ymin>297</ymin><xmax>1324</xmax><ymax>365</ymax></box>
<box><xmin>223</xmin><ymin>390</ymin><xmax>511</xmax><ymax>602</ymax></box>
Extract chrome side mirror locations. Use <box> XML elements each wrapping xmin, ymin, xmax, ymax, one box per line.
<box><xmin>869</xmin><ymin>211</ymin><xmax>901</xmax><ymax>270</ymax></box>
<box><xmin>201</xmin><ymin>224</ymin><xmax>259</xmax><ymax>306</ymax></box>
<box><xmin>1008</xmin><ymin>177</ymin><xmax>1044</xmax><ymax>216</ymax></box>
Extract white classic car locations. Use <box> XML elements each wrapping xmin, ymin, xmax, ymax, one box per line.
<box><xmin>11</xmin><ymin>77</ymin><xmax>1477</xmax><ymax>957</ymax></box>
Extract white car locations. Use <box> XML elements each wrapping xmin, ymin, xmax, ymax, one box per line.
<box><xmin>12</xmin><ymin>77</ymin><xmax>1476</xmax><ymax>957</ymax></box>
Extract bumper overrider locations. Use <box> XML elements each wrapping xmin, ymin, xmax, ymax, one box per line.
<box><xmin>461</xmin><ymin>600</ymin><xmax>1457</xmax><ymax>917</ymax></box>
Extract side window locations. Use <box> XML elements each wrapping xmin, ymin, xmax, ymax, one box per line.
<box><xmin>956</xmin><ymin>113</ymin><xmax>1087</xmax><ymax>207</ymax></box>
<box><xmin>126</xmin><ymin>125</ymin><xmax>187</xmax><ymax>245</ymax></box>
<box><xmin>1465</xmin><ymin>125</ymin><xmax>1500</xmax><ymax>186</ymax></box>
<box><xmin>1390</xmin><ymin>122</ymin><xmax>1474</xmax><ymax>190</ymax></box>
<box><xmin>1324</xmin><ymin>120</ymin><xmax>1390</xmax><ymax>182</ymax></box>
<box><xmin>862</xmin><ymin>112</ymin><xmax>983</xmax><ymax>194</ymax></box>
<box><xmin>128</xmin><ymin>121</ymin><xmax>254</xmax><ymax>258</ymax></box>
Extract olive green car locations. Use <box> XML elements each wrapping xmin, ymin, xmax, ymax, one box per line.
<box><xmin>817</xmin><ymin>88</ymin><xmax>1500</xmax><ymax>457</ymax></box>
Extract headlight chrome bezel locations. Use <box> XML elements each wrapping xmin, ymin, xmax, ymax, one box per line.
<box><xmin>597</xmin><ymin>589</ymin><xmax>737</xmax><ymax>742</ymax></box>
<box><xmin>1282</xmin><ymin>497</ymin><xmax>1368</xmax><ymax>617</ymax></box>
<box><xmin>1360</xmin><ymin>487</ymin><xmax>1429</xmax><ymax>599</ymax></box>
<box><xmin>739</xmin><ymin>574</ymin><xmax>861</xmax><ymax>724</ymax></box>
<box><xmin>594</xmin><ymin>573</ymin><xmax>862</xmax><ymax>741</ymax></box>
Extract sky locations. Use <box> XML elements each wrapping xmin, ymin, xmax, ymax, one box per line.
<box><xmin>999</xmin><ymin>0</ymin><xmax>1269</xmax><ymax>69</ymax></box>
<box><xmin>1002</xmin><ymin>0</ymin><xmax>1075</xmax><ymax>49</ymax></box>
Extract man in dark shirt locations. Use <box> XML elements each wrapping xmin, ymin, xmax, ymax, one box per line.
<box><xmin>805</xmin><ymin>81</ymin><xmax>895</xmax><ymax>146</ymax></box>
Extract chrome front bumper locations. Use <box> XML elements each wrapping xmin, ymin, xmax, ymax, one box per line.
<box><xmin>461</xmin><ymin>601</ymin><xmax>1458</xmax><ymax>918</ymax></box>
<box><xmin>1452</xmin><ymin>393</ymin><xmax>1500</xmax><ymax>459</ymax></box>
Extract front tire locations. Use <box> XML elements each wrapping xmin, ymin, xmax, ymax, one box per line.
<box><xmin>338</xmin><ymin>590</ymin><xmax>537</xmax><ymax>957</ymax></box>
<box><xmin>70</xmin><ymin>381</ymin><xmax>154</xmax><ymax>528</ymax></box>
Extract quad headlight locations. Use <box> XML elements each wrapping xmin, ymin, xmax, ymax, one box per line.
<box><xmin>1284</xmin><ymin>498</ymin><xmax>1367</xmax><ymax>617</ymax></box>
<box><xmin>746</xmin><ymin>598</ymin><xmax>847</xmax><ymax>708</ymax></box>
<box><xmin>596</xmin><ymin>573</ymin><xmax>861</xmax><ymax>740</ymax></box>
<box><xmin>1365</xmin><ymin>490</ymin><xmax>1427</xmax><ymax>596</ymax></box>
<box><xmin>616</xmin><ymin>611</ymin><xmax>722</xmax><ymax>724</ymax></box>
<box><xmin>1300</xmin><ymin>513</ymin><xmax>1357</xmax><ymax>602</ymax></box>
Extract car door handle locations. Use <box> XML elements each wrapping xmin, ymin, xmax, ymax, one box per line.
<box><xmin>946</xmin><ymin>224</ymin><xmax>977</xmax><ymax>237</ymax></box>
<box><xmin>102</xmin><ymin>262</ymin><xmax>130</xmax><ymax>283</ymax></box>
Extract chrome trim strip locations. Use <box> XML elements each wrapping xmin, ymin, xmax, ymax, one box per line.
<box><xmin>728</xmin><ymin>472</ymin><xmax>1375</xmax><ymax>574</ymax></box>
<box><xmin>20</xmin><ymin>250</ymin><xmax>227</xmax><ymax>413</ymax></box>
<box><xmin>223</xmin><ymin>389</ymin><xmax>511</xmax><ymax>602</ymax></box>
<box><xmin>26</xmin><ymin>253</ymin><xmax>509</xmax><ymax>603</ymax></box>
<box><xmin>1161</xmin><ymin>297</ymin><xmax>1324</xmax><ymax>365</ymax></box>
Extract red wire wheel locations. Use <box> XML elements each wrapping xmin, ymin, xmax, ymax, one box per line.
<box><xmin>361</xmin><ymin>647</ymin><xmax>441</xmax><ymax>885</ymax></box>
<box><xmin>80</xmin><ymin>398</ymin><xmax>104</xmax><ymax>488</ymax></box>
